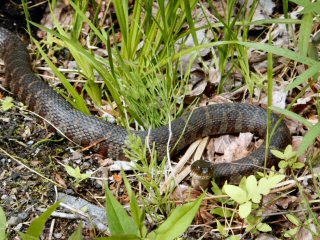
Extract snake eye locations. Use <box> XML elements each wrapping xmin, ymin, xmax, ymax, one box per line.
<box><xmin>190</xmin><ymin>160</ymin><xmax>214</xmax><ymax>190</ymax></box>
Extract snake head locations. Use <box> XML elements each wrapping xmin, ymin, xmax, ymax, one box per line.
<box><xmin>191</xmin><ymin>159</ymin><xmax>215</xmax><ymax>190</ymax></box>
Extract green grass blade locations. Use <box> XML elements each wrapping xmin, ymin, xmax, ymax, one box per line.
<box><xmin>300</xmin><ymin>1</ymin><xmax>320</xmax><ymax>14</ymax></box>
<box><xmin>183</xmin><ymin>0</ymin><xmax>198</xmax><ymax>45</ymax></box>
<box><xmin>30</xmin><ymin>36</ymin><xmax>91</xmax><ymax>115</ymax></box>
<box><xmin>285</xmin><ymin>63</ymin><xmax>320</xmax><ymax>92</ymax></box>
<box><xmin>270</xmin><ymin>106</ymin><xmax>313</xmax><ymax>128</ymax></box>
<box><xmin>297</xmin><ymin>122</ymin><xmax>320</xmax><ymax>157</ymax></box>
<box><xmin>298</xmin><ymin>12</ymin><xmax>313</xmax><ymax>56</ymax></box>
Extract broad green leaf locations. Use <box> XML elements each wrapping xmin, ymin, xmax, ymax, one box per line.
<box><xmin>239</xmin><ymin>201</ymin><xmax>252</xmax><ymax>219</ymax></box>
<box><xmin>224</xmin><ymin>185</ymin><xmax>248</xmax><ymax>204</ymax></box>
<box><xmin>250</xmin><ymin>192</ymin><xmax>262</xmax><ymax>204</ymax></box>
<box><xmin>286</xmin><ymin>214</ymin><xmax>301</xmax><ymax>226</ymax></box>
<box><xmin>246</xmin><ymin>176</ymin><xmax>259</xmax><ymax>201</ymax></box>
<box><xmin>293</xmin><ymin>162</ymin><xmax>305</xmax><ymax>169</ymax></box>
<box><xmin>257</xmin><ymin>178</ymin><xmax>270</xmax><ymax>195</ymax></box>
<box><xmin>278</xmin><ymin>160</ymin><xmax>288</xmax><ymax>169</ymax></box>
<box><xmin>18</xmin><ymin>233</ymin><xmax>38</xmax><ymax>240</ymax></box>
<box><xmin>257</xmin><ymin>223</ymin><xmax>272</xmax><ymax>232</ymax></box>
<box><xmin>105</xmin><ymin>187</ymin><xmax>138</xmax><ymax>235</ymax></box>
<box><xmin>283</xmin><ymin>145</ymin><xmax>296</xmax><ymax>160</ymax></box>
<box><xmin>270</xmin><ymin>149</ymin><xmax>285</xmax><ymax>159</ymax></box>
<box><xmin>266</xmin><ymin>175</ymin><xmax>286</xmax><ymax>189</ymax></box>
<box><xmin>0</xmin><ymin>207</ymin><xmax>7</xmax><ymax>240</ymax></box>
<box><xmin>69</xmin><ymin>221</ymin><xmax>84</xmax><ymax>240</ymax></box>
<box><xmin>122</xmin><ymin>171</ymin><xmax>146</xmax><ymax>237</ymax></box>
<box><xmin>1</xmin><ymin>97</ymin><xmax>14</xmax><ymax>111</ymax></box>
<box><xmin>21</xmin><ymin>201</ymin><xmax>60</xmax><ymax>239</ymax></box>
<box><xmin>153</xmin><ymin>193</ymin><xmax>205</xmax><ymax>240</ymax></box>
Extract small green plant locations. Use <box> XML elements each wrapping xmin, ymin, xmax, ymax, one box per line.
<box><xmin>99</xmin><ymin>172</ymin><xmax>205</xmax><ymax>240</ymax></box>
<box><xmin>0</xmin><ymin>97</ymin><xmax>14</xmax><ymax>111</ymax></box>
<box><xmin>65</xmin><ymin>165</ymin><xmax>92</xmax><ymax>188</ymax></box>
<box><xmin>124</xmin><ymin>133</ymin><xmax>174</xmax><ymax>219</ymax></box>
<box><xmin>212</xmin><ymin>172</ymin><xmax>285</xmax><ymax>235</ymax></box>
<box><xmin>271</xmin><ymin>145</ymin><xmax>304</xmax><ymax>171</ymax></box>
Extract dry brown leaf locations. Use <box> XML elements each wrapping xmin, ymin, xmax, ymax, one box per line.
<box><xmin>54</xmin><ymin>172</ymin><xmax>67</xmax><ymax>188</ymax></box>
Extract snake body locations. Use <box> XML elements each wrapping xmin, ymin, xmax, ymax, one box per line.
<box><xmin>0</xmin><ymin>27</ymin><xmax>291</xmax><ymax>183</ymax></box>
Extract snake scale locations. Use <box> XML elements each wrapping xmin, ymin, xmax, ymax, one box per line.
<box><xmin>0</xmin><ymin>27</ymin><xmax>291</xmax><ymax>185</ymax></box>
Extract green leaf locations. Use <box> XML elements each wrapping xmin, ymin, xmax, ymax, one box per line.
<box><xmin>68</xmin><ymin>221</ymin><xmax>84</xmax><ymax>240</ymax></box>
<box><xmin>283</xmin><ymin>145</ymin><xmax>296</xmax><ymax>160</ymax></box>
<box><xmin>293</xmin><ymin>162</ymin><xmax>305</xmax><ymax>169</ymax></box>
<box><xmin>227</xmin><ymin>235</ymin><xmax>241</xmax><ymax>240</ymax></box>
<box><xmin>210</xmin><ymin>208</ymin><xmax>232</xmax><ymax>218</ymax></box>
<box><xmin>270</xmin><ymin>149</ymin><xmax>285</xmax><ymax>159</ymax></box>
<box><xmin>298</xmin><ymin>122</ymin><xmax>320</xmax><ymax>157</ymax></box>
<box><xmin>152</xmin><ymin>193</ymin><xmax>205</xmax><ymax>240</ymax></box>
<box><xmin>65</xmin><ymin>166</ymin><xmax>91</xmax><ymax>180</ymax></box>
<box><xmin>216</xmin><ymin>219</ymin><xmax>226</xmax><ymax>236</ymax></box>
<box><xmin>20</xmin><ymin>201</ymin><xmax>60</xmax><ymax>239</ymax></box>
<box><xmin>298</xmin><ymin>12</ymin><xmax>313</xmax><ymax>57</ymax></box>
<box><xmin>286</xmin><ymin>214</ymin><xmax>301</xmax><ymax>226</ymax></box>
<box><xmin>211</xmin><ymin>181</ymin><xmax>223</xmax><ymax>195</ymax></box>
<box><xmin>0</xmin><ymin>207</ymin><xmax>7</xmax><ymax>240</ymax></box>
<box><xmin>246</xmin><ymin>176</ymin><xmax>261</xmax><ymax>203</ymax></box>
<box><xmin>31</xmin><ymin>36</ymin><xmax>91</xmax><ymax>115</ymax></box>
<box><xmin>270</xmin><ymin>107</ymin><xmax>313</xmax><ymax>128</ymax></box>
<box><xmin>284</xmin><ymin>226</ymin><xmax>300</xmax><ymax>238</ymax></box>
<box><xmin>239</xmin><ymin>201</ymin><xmax>252</xmax><ymax>219</ymax></box>
<box><xmin>105</xmin><ymin>187</ymin><xmax>138</xmax><ymax>235</ymax></box>
<box><xmin>266</xmin><ymin>175</ymin><xmax>285</xmax><ymax>189</ymax></box>
<box><xmin>300</xmin><ymin>2</ymin><xmax>320</xmax><ymax>14</ymax></box>
<box><xmin>278</xmin><ymin>160</ymin><xmax>288</xmax><ymax>169</ymax></box>
<box><xmin>1</xmin><ymin>97</ymin><xmax>14</xmax><ymax>111</ymax></box>
<box><xmin>224</xmin><ymin>185</ymin><xmax>248</xmax><ymax>204</ymax></box>
<box><xmin>257</xmin><ymin>178</ymin><xmax>270</xmax><ymax>195</ymax></box>
<box><xmin>285</xmin><ymin>63</ymin><xmax>320</xmax><ymax>92</ymax></box>
<box><xmin>122</xmin><ymin>171</ymin><xmax>146</xmax><ymax>237</ymax></box>
<box><xmin>257</xmin><ymin>223</ymin><xmax>272</xmax><ymax>232</ymax></box>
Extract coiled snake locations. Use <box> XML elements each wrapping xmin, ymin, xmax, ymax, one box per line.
<box><xmin>0</xmin><ymin>27</ymin><xmax>291</xmax><ymax>187</ymax></box>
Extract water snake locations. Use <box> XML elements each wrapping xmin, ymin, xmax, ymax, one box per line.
<box><xmin>0</xmin><ymin>27</ymin><xmax>291</xmax><ymax>186</ymax></box>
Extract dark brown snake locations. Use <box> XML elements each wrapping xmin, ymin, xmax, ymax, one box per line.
<box><xmin>0</xmin><ymin>27</ymin><xmax>291</xmax><ymax>185</ymax></box>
